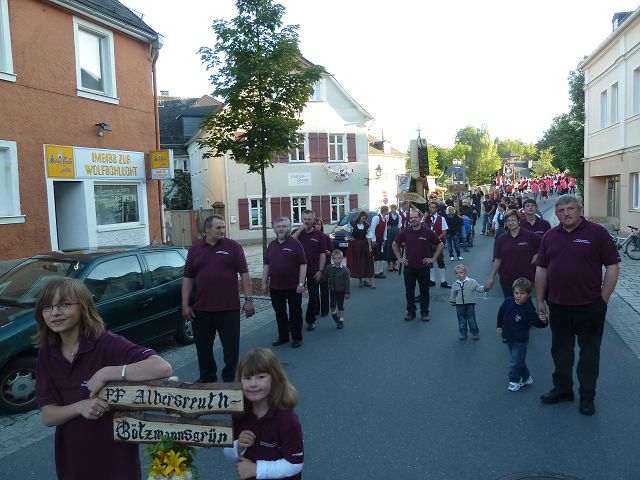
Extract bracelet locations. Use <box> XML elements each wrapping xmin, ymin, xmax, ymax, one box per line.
<box><xmin>244</xmin><ymin>297</ymin><xmax>253</xmax><ymax>302</ymax></box>
<box><xmin>120</xmin><ymin>364</ymin><xmax>127</xmax><ymax>381</ymax></box>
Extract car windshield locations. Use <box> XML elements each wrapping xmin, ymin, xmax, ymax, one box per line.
<box><xmin>0</xmin><ymin>259</ymin><xmax>82</xmax><ymax>305</ymax></box>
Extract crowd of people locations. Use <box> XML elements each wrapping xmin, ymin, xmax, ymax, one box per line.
<box><xmin>33</xmin><ymin>172</ymin><xmax>620</xmax><ymax>479</ymax></box>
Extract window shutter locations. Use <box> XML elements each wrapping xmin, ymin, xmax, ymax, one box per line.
<box><xmin>318</xmin><ymin>133</ymin><xmax>329</xmax><ymax>162</ymax></box>
<box><xmin>347</xmin><ymin>133</ymin><xmax>357</xmax><ymax>162</ymax></box>
<box><xmin>311</xmin><ymin>195</ymin><xmax>321</xmax><ymax>216</ymax></box>
<box><xmin>270</xmin><ymin>197</ymin><xmax>282</xmax><ymax>220</ymax></box>
<box><xmin>272</xmin><ymin>153</ymin><xmax>288</xmax><ymax>163</ymax></box>
<box><xmin>349</xmin><ymin>194</ymin><xmax>358</xmax><ymax>211</ymax></box>
<box><xmin>309</xmin><ymin>133</ymin><xmax>319</xmax><ymax>162</ymax></box>
<box><xmin>280</xmin><ymin>196</ymin><xmax>291</xmax><ymax>219</ymax></box>
<box><xmin>238</xmin><ymin>199</ymin><xmax>249</xmax><ymax>230</ymax></box>
<box><xmin>320</xmin><ymin>195</ymin><xmax>331</xmax><ymax>225</ymax></box>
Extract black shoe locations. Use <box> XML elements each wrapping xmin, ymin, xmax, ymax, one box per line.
<box><xmin>336</xmin><ymin>321</ymin><xmax>344</xmax><ymax>329</ymax></box>
<box><xmin>307</xmin><ymin>323</ymin><xmax>316</xmax><ymax>331</ymax></box>
<box><xmin>292</xmin><ymin>340</ymin><xmax>302</xmax><ymax>348</ymax></box>
<box><xmin>429</xmin><ymin>280</ymin><xmax>436</xmax><ymax>287</ymax></box>
<box><xmin>421</xmin><ymin>314</ymin><xmax>430</xmax><ymax>322</ymax></box>
<box><xmin>440</xmin><ymin>282</ymin><xmax>452</xmax><ymax>289</ymax></box>
<box><xmin>579</xmin><ymin>397</ymin><xmax>595</xmax><ymax>415</ymax></box>
<box><xmin>374</xmin><ymin>272</ymin><xmax>386</xmax><ymax>279</ymax></box>
<box><xmin>404</xmin><ymin>312</ymin><xmax>415</xmax><ymax>321</ymax></box>
<box><xmin>540</xmin><ymin>388</ymin><xmax>575</xmax><ymax>404</ymax></box>
<box><xmin>271</xmin><ymin>338</ymin><xmax>289</xmax><ymax>347</ymax></box>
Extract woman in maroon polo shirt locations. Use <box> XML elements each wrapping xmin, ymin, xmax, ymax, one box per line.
<box><xmin>34</xmin><ymin>278</ymin><xmax>172</xmax><ymax>480</ymax></box>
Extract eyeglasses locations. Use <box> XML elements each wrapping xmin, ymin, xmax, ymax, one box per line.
<box><xmin>42</xmin><ymin>302</ymin><xmax>79</xmax><ymax>313</ymax></box>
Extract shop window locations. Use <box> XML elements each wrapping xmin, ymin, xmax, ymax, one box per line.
<box><xmin>73</xmin><ymin>17</ymin><xmax>118</xmax><ymax>104</ymax></box>
<box><xmin>0</xmin><ymin>0</ymin><xmax>15</xmax><ymax>82</ymax></box>
<box><xmin>94</xmin><ymin>184</ymin><xmax>139</xmax><ymax>225</ymax></box>
<box><xmin>0</xmin><ymin>139</ymin><xmax>23</xmax><ymax>224</ymax></box>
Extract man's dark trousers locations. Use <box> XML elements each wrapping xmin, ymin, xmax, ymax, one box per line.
<box><xmin>305</xmin><ymin>274</ymin><xmax>320</xmax><ymax>325</ymax></box>
<box><xmin>404</xmin><ymin>266</ymin><xmax>430</xmax><ymax>315</ymax></box>
<box><xmin>270</xmin><ymin>288</ymin><xmax>303</xmax><ymax>342</ymax></box>
<box><xmin>549</xmin><ymin>299</ymin><xmax>607</xmax><ymax>399</ymax></box>
<box><xmin>192</xmin><ymin>309</ymin><xmax>240</xmax><ymax>383</ymax></box>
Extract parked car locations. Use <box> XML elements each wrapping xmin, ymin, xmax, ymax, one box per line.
<box><xmin>0</xmin><ymin>246</ymin><xmax>191</xmax><ymax>413</ymax></box>
<box><xmin>329</xmin><ymin>210</ymin><xmax>378</xmax><ymax>253</ymax></box>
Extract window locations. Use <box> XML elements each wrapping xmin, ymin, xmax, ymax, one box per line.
<box><xmin>289</xmin><ymin>135</ymin><xmax>306</xmax><ymax>162</ymax></box>
<box><xmin>611</xmin><ymin>83</ymin><xmax>619</xmax><ymax>124</ymax></box>
<box><xmin>328</xmin><ymin>134</ymin><xmax>344</xmax><ymax>162</ymax></box>
<box><xmin>633</xmin><ymin>68</ymin><xmax>640</xmax><ymax>115</ymax></box>
<box><xmin>600</xmin><ymin>90</ymin><xmax>608</xmax><ymax>128</ymax></box>
<box><xmin>85</xmin><ymin>256</ymin><xmax>144</xmax><ymax>302</ymax></box>
<box><xmin>291</xmin><ymin>196</ymin><xmax>309</xmax><ymax>225</ymax></box>
<box><xmin>310</xmin><ymin>80</ymin><xmax>323</xmax><ymax>101</ymax></box>
<box><xmin>632</xmin><ymin>173</ymin><xmax>640</xmax><ymax>210</ymax></box>
<box><xmin>94</xmin><ymin>184</ymin><xmax>139</xmax><ymax>225</ymax></box>
<box><xmin>0</xmin><ymin>140</ymin><xmax>23</xmax><ymax>224</ymax></box>
<box><xmin>73</xmin><ymin>17</ymin><xmax>118</xmax><ymax>104</ymax></box>
<box><xmin>142</xmin><ymin>251</ymin><xmax>185</xmax><ymax>287</ymax></box>
<box><xmin>0</xmin><ymin>0</ymin><xmax>15</xmax><ymax>82</ymax></box>
<box><xmin>250</xmin><ymin>198</ymin><xmax>263</xmax><ymax>228</ymax></box>
<box><xmin>330</xmin><ymin>195</ymin><xmax>346</xmax><ymax>223</ymax></box>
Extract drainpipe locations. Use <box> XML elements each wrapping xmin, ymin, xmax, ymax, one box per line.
<box><xmin>152</xmin><ymin>34</ymin><xmax>164</xmax><ymax>243</ymax></box>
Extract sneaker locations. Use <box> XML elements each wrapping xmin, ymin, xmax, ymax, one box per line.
<box><xmin>450</xmin><ymin>256</ymin><xmax>455</xmax><ymax>261</ymax></box>
<box><xmin>520</xmin><ymin>376</ymin><xmax>533</xmax><ymax>386</ymax></box>
<box><xmin>508</xmin><ymin>382</ymin><xmax>522</xmax><ymax>392</ymax></box>
<box><xmin>472</xmin><ymin>333</ymin><xmax>479</xmax><ymax>340</ymax></box>
<box><xmin>307</xmin><ymin>323</ymin><xmax>316</xmax><ymax>331</ymax></box>
<box><xmin>429</xmin><ymin>280</ymin><xmax>436</xmax><ymax>287</ymax></box>
<box><xmin>292</xmin><ymin>340</ymin><xmax>302</xmax><ymax>348</ymax></box>
<box><xmin>459</xmin><ymin>334</ymin><xmax>467</xmax><ymax>340</ymax></box>
<box><xmin>458</xmin><ymin>256</ymin><xmax>464</xmax><ymax>260</ymax></box>
<box><xmin>440</xmin><ymin>282</ymin><xmax>452</xmax><ymax>289</ymax></box>
<box><xmin>337</xmin><ymin>320</ymin><xmax>344</xmax><ymax>329</ymax></box>
<box><xmin>331</xmin><ymin>312</ymin><xmax>340</xmax><ymax>323</ymax></box>
<box><xmin>404</xmin><ymin>312</ymin><xmax>415</xmax><ymax>321</ymax></box>
<box><xmin>421</xmin><ymin>314</ymin><xmax>430</xmax><ymax>322</ymax></box>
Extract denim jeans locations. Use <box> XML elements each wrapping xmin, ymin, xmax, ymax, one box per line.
<box><xmin>446</xmin><ymin>235</ymin><xmax>460</xmax><ymax>257</ymax></box>
<box><xmin>482</xmin><ymin>213</ymin><xmax>493</xmax><ymax>234</ymax></box>
<box><xmin>507</xmin><ymin>341</ymin><xmax>530</xmax><ymax>383</ymax></box>
<box><xmin>456</xmin><ymin>304</ymin><xmax>478</xmax><ymax>335</ymax></box>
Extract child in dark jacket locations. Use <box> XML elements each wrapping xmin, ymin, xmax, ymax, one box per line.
<box><xmin>497</xmin><ymin>277</ymin><xmax>547</xmax><ymax>391</ymax></box>
<box><xmin>322</xmin><ymin>249</ymin><xmax>351</xmax><ymax>329</ymax></box>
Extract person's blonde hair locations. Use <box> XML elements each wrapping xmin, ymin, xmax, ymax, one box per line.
<box><xmin>454</xmin><ymin>264</ymin><xmax>468</xmax><ymax>273</ymax></box>
<box><xmin>236</xmin><ymin>348</ymin><xmax>298</xmax><ymax>411</ymax></box>
<box><xmin>33</xmin><ymin>278</ymin><xmax>105</xmax><ymax>347</ymax></box>
<box><xmin>512</xmin><ymin>277</ymin><xmax>532</xmax><ymax>294</ymax></box>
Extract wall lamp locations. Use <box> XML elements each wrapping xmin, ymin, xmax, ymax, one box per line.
<box><xmin>96</xmin><ymin>123</ymin><xmax>112</xmax><ymax>136</ymax></box>
<box><xmin>364</xmin><ymin>164</ymin><xmax>383</xmax><ymax>185</ymax></box>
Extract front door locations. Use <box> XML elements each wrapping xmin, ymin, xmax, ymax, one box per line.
<box><xmin>606</xmin><ymin>175</ymin><xmax>620</xmax><ymax>218</ymax></box>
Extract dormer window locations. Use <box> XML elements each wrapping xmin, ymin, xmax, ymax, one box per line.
<box><xmin>310</xmin><ymin>80</ymin><xmax>323</xmax><ymax>101</ymax></box>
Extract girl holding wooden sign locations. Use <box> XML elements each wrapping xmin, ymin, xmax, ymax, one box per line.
<box><xmin>224</xmin><ymin>348</ymin><xmax>304</xmax><ymax>479</ymax></box>
<box><xmin>34</xmin><ymin>278</ymin><xmax>173</xmax><ymax>480</ymax></box>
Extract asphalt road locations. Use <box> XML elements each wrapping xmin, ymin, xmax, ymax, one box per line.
<box><xmin>4</xmin><ymin>209</ymin><xmax>640</xmax><ymax>480</ymax></box>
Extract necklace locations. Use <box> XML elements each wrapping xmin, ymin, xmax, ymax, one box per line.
<box><xmin>62</xmin><ymin>342</ymin><xmax>80</xmax><ymax>359</ymax></box>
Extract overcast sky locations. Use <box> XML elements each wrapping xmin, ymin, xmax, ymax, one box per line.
<box><xmin>122</xmin><ymin>0</ymin><xmax>639</xmax><ymax>150</ymax></box>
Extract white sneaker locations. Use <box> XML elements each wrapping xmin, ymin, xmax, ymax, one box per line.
<box><xmin>450</xmin><ymin>256</ymin><xmax>455</xmax><ymax>261</ymax></box>
<box><xmin>508</xmin><ymin>381</ymin><xmax>522</xmax><ymax>392</ymax></box>
<box><xmin>520</xmin><ymin>376</ymin><xmax>533</xmax><ymax>386</ymax></box>
<box><xmin>458</xmin><ymin>256</ymin><xmax>464</xmax><ymax>260</ymax></box>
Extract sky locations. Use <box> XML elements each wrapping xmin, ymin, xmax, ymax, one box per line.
<box><xmin>121</xmin><ymin>0</ymin><xmax>640</xmax><ymax>151</ymax></box>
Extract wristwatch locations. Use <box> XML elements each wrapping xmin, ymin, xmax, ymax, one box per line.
<box><xmin>298</xmin><ymin>283</ymin><xmax>305</xmax><ymax>287</ymax></box>
<box><xmin>244</xmin><ymin>297</ymin><xmax>253</xmax><ymax>302</ymax></box>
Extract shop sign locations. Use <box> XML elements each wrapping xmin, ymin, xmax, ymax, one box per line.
<box><xmin>151</xmin><ymin>149</ymin><xmax>174</xmax><ymax>180</ymax></box>
<box><xmin>44</xmin><ymin>145</ymin><xmax>145</xmax><ymax>180</ymax></box>
<box><xmin>288</xmin><ymin>172</ymin><xmax>311</xmax><ymax>186</ymax></box>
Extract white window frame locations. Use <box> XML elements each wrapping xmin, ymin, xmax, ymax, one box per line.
<box><xmin>289</xmin><ymin>134</ymin><xmax>306</xmax><ymax>162</ymax></box>
<box><xmin>632</xmin><ymin>173</ymin><xmax>640</xmax><ymax>210</ymax></box>
<box><xmin>600</xmin><ymin>90</ymin><xmax>608</xmax><ymax>129</ymax></box>
<box><xmin>0</xmin><ymin>139</ymin><xmax>24</xmax><ymax>224</ymax></box>
<box><xmin>0</xmin><ymin>0</ymin><xmax>15</xmax><ymax>82</ymax></box>
<box><xmin>328</xmin><ymin>133</ymin><xmax>345</xmax><ymax>162</ymax></box>
<box><xmin>610</xmin><ymin>82</ymin><xmax>619</xmax><ymax>124</ymax></box>
<box><xmin>72</xmin><ymin>17</ymin><xmax>119</xmax><ymax>105</ymax></box>
<box><xmin>248</xmin><ymin>196</ymin><xmax>268</xmax><ymax>229</ymax></box>
<box><xmin>633</xmin><ymin>67</ymin><xmax>640</xmax><ymax>116</ymax></box>
<box><xmin>309</xmin><ymin>80</ymin><xmax>324</xmax><ymax>101</ymax></box>
<box><xmin>290</xmin><ymin>195</ymin><xmax>310</xmax><ymax>225</ymax></box>
<box><xmin>329</xmin><ymin>193</ymin><xmax>347</xmax><ymax>223</ymax></box>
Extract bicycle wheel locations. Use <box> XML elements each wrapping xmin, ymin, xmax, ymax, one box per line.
<box><xmin>625</xmin><ymin>235</ymin><xmax>640</xmax><ymax>260</ymax></box>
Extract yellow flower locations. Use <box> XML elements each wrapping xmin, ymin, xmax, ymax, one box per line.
<box><xmin>162</xmin><ymin>449</ymin><xmax>188</xmax><ymax>477</ymax></box>
<box><xmin>149</xmin><ymin>452</ymin><xmax>167</xmax><ymax>477</ymax></box>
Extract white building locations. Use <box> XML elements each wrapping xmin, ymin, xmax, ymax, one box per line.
<box><xmin>367</xmin><ymin>136</ymin><xmax>407</xmax><ymax>209</ymax></box>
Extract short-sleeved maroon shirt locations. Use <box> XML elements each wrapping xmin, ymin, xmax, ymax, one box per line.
<box><xmin>520</xmin><ymin>216</ymin><xmax>551</xmax><ymax>236</ymax></box>
<box><xmin>265</xmin><ymin>237</ymin><xmax>307</xmax><ymax>289</ymax></box>
<box><xmin>184</xmin><ymin>237</ymin><xmax>249</xmax><ymax>312</ymax></box>
<box><xmin>537</xmin><ymin>218</ymin><xmax>621</xmax><ymax>305</ymax></box>
<box><xmin>36</xmin><ymin>331</ymin><xmax>156</xmax><ymax>480</ymax></box>
<box><xmin>394</xmin><ymin>226</ymin><xmax>442</xmax><ymax>269</ymax></box>
<box><xmin>494</xmin><ymin>228</ymin><xmax>541</xmax><ymax>285</ymax></box>
<box><xmin>296</xmin><ymin>228</ymin><xmax>326</xmax><ymax>274</ymax></box>
<box><xmin>234</xmin><ymin>408</ymin><xmax>304</xmax><ymax>480</ymax></box>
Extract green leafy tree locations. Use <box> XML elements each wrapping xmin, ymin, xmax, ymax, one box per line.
<box><xmin>454</xmin><ymin>125</ymin><xmax>501</xmax><ymax>185</ymax></box>
<box><xmin>496</xmin><ymin>139</ymin><xmax>537</xmax><ymax>158</ymax></box>
<box><xmin>531</xmin><ymin>147</ymin><xmax>559</xmax><ymax>177</ymax></box>
<box><xmin>538</xmin><ymin>67</ymin><xmax>584</xmax><ymax>190</ymax></box>
<box><xmin>198</xmin><ymin>0</ymin><xmax>324</xmax><ymax>256</ymax></box>
<box><xmin>162</xmin><ymin>170</ymin><xmax>193</xmax><ymax>210</ymax></box>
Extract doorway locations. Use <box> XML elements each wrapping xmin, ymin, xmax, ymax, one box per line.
<box><xmin>53</xmin><ymin>181</ymin><xmax>90</xmax><ymax>250</ymax></box>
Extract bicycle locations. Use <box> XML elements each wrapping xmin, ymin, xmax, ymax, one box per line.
<box><xmin>610</xmin><ymin>225</ymin><xmax>640</xmax><ymax>260</ymax></box>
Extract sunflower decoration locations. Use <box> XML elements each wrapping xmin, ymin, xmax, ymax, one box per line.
<box><xmin>145</xmin><ymin>437</ymin><xmax>198</xmax><ymax>480</ymax></box>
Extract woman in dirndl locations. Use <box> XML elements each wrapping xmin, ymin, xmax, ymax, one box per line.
<box><xmin>384</xmin><ymin>204</ymin><xmax>401</xmax><ymax>271</ymax></box>
<box><xmin>342</xmin><ymin>211</ymin><xmax>375</xmax><ymax>288</ymax></box>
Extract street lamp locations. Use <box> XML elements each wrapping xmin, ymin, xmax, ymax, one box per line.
<box><xmin>365</xmin><ymin>164</ymin><xmax>382</xmax><ymax>185</ymax></box>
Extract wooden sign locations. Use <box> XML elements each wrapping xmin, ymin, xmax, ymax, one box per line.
<box><xmin>98</xmin><ymin>380</ymin><xmax>244</xmax><ymax>416</ymax></box>
<box><xmin>114</xmin><ymin>412</ymin><xmax>233</xmax><ymax>447</ymax></box>
<box><xmin>447</xmin><ymin>183</ymin><xmax>469</xmax><ymax>192</ymax></box>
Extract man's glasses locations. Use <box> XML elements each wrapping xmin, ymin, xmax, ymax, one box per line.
<box><xmin>42</xmin><ymin>302</ymin><xmax>79</xmax><ymax>313</ymax></box>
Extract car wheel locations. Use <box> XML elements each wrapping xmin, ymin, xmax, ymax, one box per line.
<box><xmin>175</xmin><ymin>314</ymin><xmax>194</xmax><ymax>345</ymax></box>
<box><xmin>0</xmin><ymin>356</ymin><xmax>37</xmax><ymax>413</ymax></box>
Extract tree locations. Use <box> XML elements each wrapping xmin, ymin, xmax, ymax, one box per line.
<box><xmin>162</xmin><ymin>170</ymin><xmax>192</xmax><ymax>210</ymax></box>
<box><xmin>496</xmin><ymin>139</ymin><xmax>537</xmax><ymax>158</ymax></box>
<box><xmin>454</xmin><ymin>125</ymin><xmax>501</xmax><ymax>185</ymax></box>
<box><xmin>198</xmin><ymin>0</ymin><xmax>324</xmax><ymax>257</ymax></box>
<box><xmin>531</xmin><ymin>147</ymin><xmax>559</xmax><ymax>177</ymax></box>
<box><xmin>538</xmin><ymin>67</ymin><xmax>584</xmax><ymax>190</ymax></box>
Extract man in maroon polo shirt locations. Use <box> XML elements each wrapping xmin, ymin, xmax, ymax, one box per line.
<box><xmin>294</xmin><ymin>210</ymin><xmax>326</xmax><ymax>331</ymax></box>
<box><xmin>263</xmin><ymin>217</ymin><xmax>307</xmax><ymax>348</ymax></box>
<box><xmin>536</xmin><ymin>195</ymin><xmax>620</xmax><ymax>416</ymax></box>
<box><xmin>392</xmin><ymin>209</ymin><xmax>444</xmax><ymax>321</ymax></box>
<box><xmin>182</xmin><ymin>215</ymin><xmax>255</xmax><ymax>383</ymax></box>
<box><xmin>486</xmin><ymin>209</ymin><xmax>541</xmax><ymax>298</ymax></box>
<box><xmin>520</xmin><ymin>198</ymin><xmax>551</xmax><ymax>236</ymax></box>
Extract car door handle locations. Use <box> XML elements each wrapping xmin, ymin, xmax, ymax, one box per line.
<box><xmin>139</xmin><ymin>298</ymin><xmax>154</xmax><ymax>307</ymax></box>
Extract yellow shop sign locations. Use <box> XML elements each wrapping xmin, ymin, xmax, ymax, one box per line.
<box><xmin>45</xmin><ymin>145</ymin><xmax>75</xmax><ymax>179</ymax></box>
